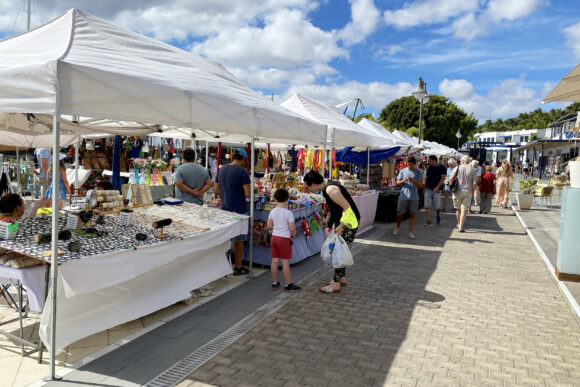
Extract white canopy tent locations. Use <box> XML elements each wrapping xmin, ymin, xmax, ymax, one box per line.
<box><xmin>357</xmin><ymin>118</ymin><xmax>420</xmax><ymax>156</ymax></box>
<box><xmin>0</xmin><ymin>8</ymin><xmax>327</xmax><ymax>378</ymax></box>
<box><xmin>543</xmin><ymin>64</ymin><xmax>580</xmax><ymax>103</ymax></box>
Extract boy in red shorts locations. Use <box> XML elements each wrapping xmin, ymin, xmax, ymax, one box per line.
<box><xmin>267</xmin><ymin>189</ymin><xmax>300</xmax><ymax>292</ymax></box>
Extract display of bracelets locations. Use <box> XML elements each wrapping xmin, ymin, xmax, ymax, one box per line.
<box><xmin>131</xmin><ymin>213</ymin><xmax>208</xmax><ymax>237</ymax></box>
<box><xmin>134</xmin><ymin>203</ymin><xmax>247</xmax><ymax>229</ymax></box>
<box><xmin>0</xmin><ymin>215</ymin><xmax>181</xmax><ymax>264</ymax></box>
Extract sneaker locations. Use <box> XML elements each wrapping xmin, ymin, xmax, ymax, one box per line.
<box><xmin>436</xmin><ymin>215</ymin><xmax>441</xmax><ymax>225</ymax></box>
<box><xmin>424</xmin><ymin>220</ymin><xmax>432</xmax><ymax>227</ymax></box>
<box><xmin>272</xmin><ymin>281</ymin><xmax>280</xmax><ymax>290</ymax></box>
<box><xmin>284</xmin><ymin>283</ymin><xmax>301</xmax><ymax>292</ymax></box>
<box><xmin>393</xmin><ymin>228</ymin><xmax>400</xmax><ymax>236</ymax></box>
<box><xmin>408</xmin><ymin>232</ymin><xmax>415</xmax><ymax>239</ymax></box>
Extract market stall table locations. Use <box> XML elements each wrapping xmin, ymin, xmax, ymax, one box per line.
<box><xmin>245</xmin><ymin>203</ymin><xmax>324</xmax><ymax>266</ymax></box>
<box><xmin>0</xmin><ymin>205</ymin><xmax>248</xmax><ymax>352</ymax></box>
<box><xmin>351</xmin><ymin>191</ymin><xmax>379</xmax><ymax>235</ymax></box>
<box><xmin>0</xmin><ymin>264</ymin><xmax>46</xmax><ymax>313</ymax></box>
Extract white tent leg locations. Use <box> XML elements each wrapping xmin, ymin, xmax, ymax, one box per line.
<box><xmin>322</xmin><ymin>143</ymin><xmax>326</xmax><ymax>177</ymax></box>
<box><xmin>367</xmin><ymin>148</ymin><xmax>370</xmax><ymax>186</ymax></box>
<box><xmin>48</xmin><ymin>108</ymin><xmax>61</xmax><ymax>380</ymax></box>
<box><xmin>205</xmin><ymin>140</ymin><xmax>209</xmax><ymax>169</ymax></box>
<box><xmin>248</xmin><ymin>136</ymin><xmax>255</xmax><ymax>278</ymax></box>
<box><xmin>16</xmin><ymin>146</ymin><xmax>20</xmax><ymax>194</ymax></box>
<box><xmin>74</xmin><ymin>142</ymin><xmax>79</xmax><ymax>189</ymax></box>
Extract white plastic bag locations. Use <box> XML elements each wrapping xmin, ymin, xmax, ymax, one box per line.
<box><xmin>321</xmin><ymin>232</ymin><xmax>337</xmax><ymax>266</ymax></box>
<box><xmin>321</xmin><ymin>231</ymin><xmax>354</xmax><ymax>268</ymax></box>
<box><xmin>331</xmin><ymin>235</ymin><xmax>354</xmax><ymax>268</ymax></box>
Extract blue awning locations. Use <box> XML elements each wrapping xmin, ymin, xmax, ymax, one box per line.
<box><xmin>336</xmin><ymin>147</ymin><xmax>401</xmax><ymax>165</ymax></box>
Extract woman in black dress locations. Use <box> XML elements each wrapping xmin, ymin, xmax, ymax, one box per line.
<box><xmin>304</xmin><ymin>171</ymin><xmax>360</xmax><ymax>293</ymax></box>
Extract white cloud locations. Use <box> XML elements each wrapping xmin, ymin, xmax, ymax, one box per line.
<box><xmin>384</xmin><ymin>0</ymin><xmax>479</xmax><ymax>29</ymax></box>
<box><xmin>486</xmin><ymin>0</ymin><xmax>545</xmax><ymax>23</ymax></box>
<box><xmin>375</xmin><ymin>44</ymin><xmax>403</xmax><ymax>57</ymax></box>
<box><xmin>336</xmin><ymin>0</ymin><xmax>381</xmax><ymax>46</ymax></box>
<box><xmin>384</xmin><ymin>0</ymin><xmax>545</xmax><ymax>41</ymax></box>
<box><xmin>281</xmin><ymin>80</ymin><xmax>414</xmax><ymax>111</ymax></box>
<box><xmin>439</xmin><ymin>78</ymin><xmax>541</xmax><ymax>121</ymax></box>
<box><xmin>564</xmin><ymin>21</ymin><xmax>580</xmax><ymax>60</ymax></box>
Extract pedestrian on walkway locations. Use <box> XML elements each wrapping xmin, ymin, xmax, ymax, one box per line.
<box><xmin>393</xmin><ymin>156</ymin><xmax>423</xmax><ymax>239</ymax></box>
<box><xmin>495</xmin><ymin>159</ymin><xmax>512</xmax><ymax>208</ymax></box>
<box><xmin>304</xmin><ymin>170</ymin><xmax>360</xmax><ymax>294</ymax></box>
<box><xmin>479</xmin><ymin>165</ymin><xmax>496</xmax><ymax>214</ymax></box>
<box><xmin>267</xmin><ymin>188</ymin><xmax>300</xmax><ymax>292</ymax></box>
<box><xmin>469</xmin><ymin>160</ymin><xmax>481</xmax><ymax>214</ymax></box>
<box><xmin>214</xmin><ymin>149</ymin><xmax>251</xmax><ymax>275</ymax></box>
<box><xmin>449</xmin><ymin>155</ymin><xmax>477</xmax><ymax>232</ymax></box>
<box><xmin>443</xmin><ymin>158</ymin><xmax>456</xmax><ymax>211</ymax></box>
<box><xmin>424</xmin><ymin>155</ymin><xmax>446</xmax><ymax>226</ymax></box>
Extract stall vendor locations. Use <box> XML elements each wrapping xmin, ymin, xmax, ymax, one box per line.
<box><xmin>174</xmin><ymin>148</ymin><xmax>213</xmax><ymax>205</ymax></box>
<box><xmin>214</xmin><ymin>149</ymin><xmax>251</xmax><ymax>275</ymax></box>
<box><xmin>0</xmin><ymin>193</ymin><xmax>25</xmax><ymax>222</ymax></box>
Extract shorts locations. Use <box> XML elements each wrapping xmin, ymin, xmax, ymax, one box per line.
<box><xmin>270</xmin><ymin>236</ymin><xmax>292</xmax><ymax>259</ymax></box>
<box><xmin>397</xmin><ymin>198</ymin><xmax>419</xmax><ymax>214</ymax></box>
<box><xmin>452</xmin><ymin>191</ymin><xmax>472</xmax><ymax>211</ymax></box>
<box><xmin>424</xmin><ymin>189</ymin><xmax>441</xmax><ymax>210</ymax></box>
<box><xmin>523</xmin><ymin>168</ymin><xmax>529</xmax><ymax>173</ymax></box>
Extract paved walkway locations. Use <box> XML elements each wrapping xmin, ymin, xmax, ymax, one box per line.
<box><xmin>180</xmin><ymin>207</ymin><xmax>580</xmax><ymax>386</ymax></box>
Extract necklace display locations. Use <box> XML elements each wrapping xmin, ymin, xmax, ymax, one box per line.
<box><xmin>134</xmin><ymin>203</ymin><xmax>248</xmax><ymax>230</ymax></box>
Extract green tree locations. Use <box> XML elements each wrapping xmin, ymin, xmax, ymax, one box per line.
<box><xmin>379</xmin><ymin>95</ymin><xmax>478</xmax><ymax>148</ymax></box>
<box><xmin>353</xmin><ymin>113</ymin><xmax>376</xmax><ymax>123</ymax></box>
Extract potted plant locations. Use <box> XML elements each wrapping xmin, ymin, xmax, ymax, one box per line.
<box><xmin>516</xmin><ymin>179</ymin><xmax>536</xmax><ymax>210</ymax></box>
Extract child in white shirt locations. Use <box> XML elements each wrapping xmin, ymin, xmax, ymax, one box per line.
<box><xmin>267</xmin><ymin>189</ymin><xmax>300</xmax><ymax>292</ymax></box>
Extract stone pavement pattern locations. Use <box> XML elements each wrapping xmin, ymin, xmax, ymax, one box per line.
<box><xmin>180</xmin><ymin>208</ymin><xmax>580</xmax><ymax>386</ymax></box>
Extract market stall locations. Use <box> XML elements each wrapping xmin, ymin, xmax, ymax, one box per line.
<box><xmin>0</xmin><ymin>8</ymin><xmax>326</xmax><ymax>374</ymax></box>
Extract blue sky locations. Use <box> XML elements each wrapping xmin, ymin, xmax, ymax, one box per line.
<box><xmin>2</xmin><ymin>0</ymin><xmax>580</xmax><ymax>122</ymax></box>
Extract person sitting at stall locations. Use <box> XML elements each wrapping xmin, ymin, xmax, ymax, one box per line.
<box><xmin>96</xmin><ymin>180</ymin><xmax>115</xmax><ymax>190</ymax></box>
<box><xmin>267</xmin><ymin>188</ymin><xmax>299</xmax><ymax>292</ymax></box>
<box><xmin>30</xmin><ymin>154</ymin><xmax>71</xmax><ymax>217</ymax></box>
<box><xmin>174</xmin><ymin>148</ymin><xmax>213</xmax><ymax>205</ymax></box>
<box><xmin>0</xmin><ymin>193</ymin><xmax>25</xmax><ymax>222</ymax></box>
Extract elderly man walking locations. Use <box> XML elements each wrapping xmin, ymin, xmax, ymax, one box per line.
<box><xmin>450</xmin><ymin>155</ymin><xmax>477</xmax><ymax>232</ymax></box>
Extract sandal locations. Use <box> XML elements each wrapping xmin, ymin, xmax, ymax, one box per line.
<box><xmin>233</xmin><ymin>267</ymin><xmax>249</xmax><ymax>276</ymax></box>
<box><xmin>320</xmin><ymin>283</ymin><xmax>341</xmax><ymax>293</ymax></box>
<box><xmin>328</xmin><ymin>279</ymin><xmax>347</xmax><ymax>287</ymax></box>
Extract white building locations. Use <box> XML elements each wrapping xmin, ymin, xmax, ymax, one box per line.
<box><xmin>473</xmin><ymin>129</ymin><xmax>548</xmax><ymax>164</ymax></box>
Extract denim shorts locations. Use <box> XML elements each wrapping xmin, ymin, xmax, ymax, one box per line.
<box><xmin>424</xmin><ymin>189</ymin><xmax>441</xmax><ymax>210</ymax></box>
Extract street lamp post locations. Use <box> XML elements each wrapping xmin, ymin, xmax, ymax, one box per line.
<box><xmin>412</xmin><ymin>77</ymin><xmax>429</xmax><ymax>144</ymax></box>
<box><xmin>456</xmin><ymin>129</ymin><xmax>461</xmax><ymax>150</ymax></box>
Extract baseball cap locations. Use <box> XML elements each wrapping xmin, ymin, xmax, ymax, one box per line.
<box><xmin>234</xmin><ymin>148</ymin><xmax>248</xmax><ymax>158</ymax></box>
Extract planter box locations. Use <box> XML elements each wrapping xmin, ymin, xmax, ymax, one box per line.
<box><xmin>516</xmin><ymin>192</ymin><xmax>533</xmax><ymax>210</ymax></box>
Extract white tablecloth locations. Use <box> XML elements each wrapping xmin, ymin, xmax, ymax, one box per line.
<box><xmin>66</xmin><ymin>168</ymin><xmax>92</xmax><ymax>189</ymax></box>
<box><xmin>39</xmin><ymin>218</ymin><xmax>248</xmax><ymax>352</ymax></box>
<box><xmin>352</xmin><ymin>192</ymin><xmax>379</xmax><ymax>235</ymax></box>
<box><xmin>0</xmin><ymin>264</ymin><xmax>46</xmax><ymax>312</ymax></box>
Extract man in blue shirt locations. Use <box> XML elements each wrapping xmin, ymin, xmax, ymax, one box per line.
<box><xmin>214</xmin><ymin>149</ymin><xmax>251</xmax><ymax>275</ymax></box>
<box><xmin>174</xmin><ymin>148</ymin><xmax>213</xmax><ymax>205</ymax></box>
<box><xmin>393</xmin><ymin>156</ymin><xmax>423</xmax><ymax>239</ymax></box>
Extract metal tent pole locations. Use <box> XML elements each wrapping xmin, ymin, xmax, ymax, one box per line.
<box><xmin>74</xmin><ymin>142</ymin><xmax>79</xmax><ymax>189</ymax></box>
<box><xmin>16</xmin><ymin>147</ymin><xmax>20</xmax><ymax>193</ymax></box>
<box><xmin>205</xmin><ymin>140</ymin><xmax>209</xmax><ymax>169</ymax></box>
<box><xmin>322</xmin><ymin>126</ymin><xmax>329</xmax><ymax>177</ymax></box>
<box><xmin>367</xmin><ymin>148</ymin><xmax>370</xmax><ymax>186</ymax></box>
<box><xmin>48</xmin><ymin>92</ymin><xmax>61</xmax><ymax>381</ymax></box>
<box><xmin>248</xmin><ymin>136</ymin><xmax>255</xmax><ymax>278</ymax></box>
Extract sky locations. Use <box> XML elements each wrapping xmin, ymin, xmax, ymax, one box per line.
<box><xmin>2</xmin><ymin>0</ymin><xmax>580</xmax><ymax>123</ymax></box>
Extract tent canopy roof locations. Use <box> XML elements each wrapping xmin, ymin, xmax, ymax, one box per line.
<box><xmin>357</xmin><ymin>119</ymin><xmax>415</xmax><ymax>148</ymax></box>
<box><xmin>543</xmin><ymin>64</ymin><xmax>580</xmax><ymax>103</ymax></box>
<box><xmin>280</xmin><ymin>94</ymin><xmax>397</xmax><ymax>148</ymax></box>
<box><xmin>0</xmin><ymin>9</ymin><xmax>325</xmax><ymax>143</ymax></box>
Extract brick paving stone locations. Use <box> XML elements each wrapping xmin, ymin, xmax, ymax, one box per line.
<box><xmin>182</xmin><ymin>209</ymin><xmax>580</xmax><ymax>386</ymax></box>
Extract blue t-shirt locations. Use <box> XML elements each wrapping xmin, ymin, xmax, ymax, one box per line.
<box><xmin>217</xmin><ymin>164</ymin><xmax>251</xmax><ymax>214</ymax></box>
<box><xmin>174</xmin><ymin>162</ymin><xmax>210</xmax><ymax>205</ymax></box>
<box><xmin>397</xmin><ymin>167</ymin><xmax>423</xmax><ymax>200</ymax></box>
<box><xmin>34</xmin><ymin>148</ymin><xmax>52</xmax><ymax>178</ymax></box>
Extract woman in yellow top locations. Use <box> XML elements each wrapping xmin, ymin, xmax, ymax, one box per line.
<box><xmin>495</xmin><ymin>159</ymin><xmax>512</xmax><ymax>208</ymax></box>
<box><xmin>304</xmin><ymin>170</ymin><xmax>360</xmax><ymax>294</ymax></box>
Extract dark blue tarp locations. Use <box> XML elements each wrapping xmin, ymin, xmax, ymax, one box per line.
<box><xmin>336</xmin><ymin>147</ymin><xmax>401</xmax><ymax>165</ymax></box>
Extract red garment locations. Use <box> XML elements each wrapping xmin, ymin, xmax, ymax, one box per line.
<box><xmin>480</xmin><ymin>172</ymin><xmax>496</xmax><ymax>193</ymax></box>
<box><xmin>271</xmin><ymin>236</ymin><xmax>292</xmax><ymax>259</ymax></box>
